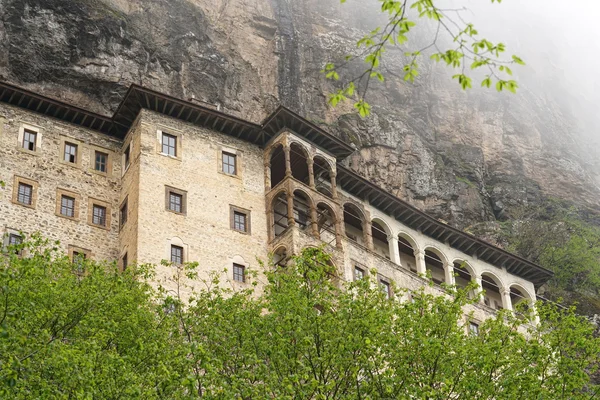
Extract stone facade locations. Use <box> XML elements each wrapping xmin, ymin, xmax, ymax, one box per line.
<box><xmin>0</xmin><ymin>84</ymin><xmax>550</xmax><ymax>320</ymax></box>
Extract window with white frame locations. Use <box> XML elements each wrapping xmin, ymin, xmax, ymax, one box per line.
<box><xmin>162</xmin><ymin>132</ymin><xmax>177</xmax><ymax>157</ymax></box>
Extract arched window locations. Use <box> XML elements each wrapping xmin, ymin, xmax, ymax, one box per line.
<box><xmin>371</xmin><ymin>219</ymin><xmax>391</xmax><ymax>260</ymax></box>
<box><xmin>271</xmin><ymin>191</ymin><xmax>289</xmax><ymax>238</ymax></box>
<box><xmin>313</xmin><ymin>156</ymin><xmax>333</xmax><ymax>197</ymax></box>
<box><xmin>317</xmin><ymin>202</ymin><xmax>337</xmax><ymax>245</ymax></box>
<box><xmin>510</xmin><ymin>284</ymin><xmax>533</xmax><ymax>316</ymax></box>
<box><xmin>293</xmin><ymin>189</ymin><xmax>312</xmax><ymax>230</ymax></box>
<box><xmin>343</xmin><ymin>203</ymin><xmax>365</xmax><ymax>245</ymax></box>
<box><xmin>481</xmin><ymin>272</ymin><xmax>504</xmax><ymax>310</ymax></box>
<box><xmin>453</xmin><ymin>260</ymin><xmax>474</xmax><ymax>290</ymax></box>
<box><xmin>398</xmin><ymin>234</ymin><xmax>418</xmax><ymax>273</ymax></box>
<box><xmin>424</xmin><ymin>248</ymin><xmax>446</xmax><ymax>284</ymax></box>
<box><xmin>273</xmin><ymin>246</ymin><xmax>288</xmax><ymax>267</ymax></box>
<box><xmin>290</xmin><ymin>142</ymin><xmax>310</xmax><ymax>185</ymax></box>
<box><xmin>269</xmin><ymin>144</ymin><xmax>285</xmax><ymax>189</ymax></box>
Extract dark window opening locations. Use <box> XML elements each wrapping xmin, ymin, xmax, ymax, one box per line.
<box><xmin>269</xmin><ymin>145</ymin><xmax>285</xmax><ymax>189</ymax></box>
<box><xmin>17</xmin><ymin>183</ymin><xmax>33</xmax><ymax>205</ymax></box>
<box><xmin>120</xmin><ymin>200</ymin><xmax>128</xmax><ymax>228</ymax></box>
<box><xmin>23</xmin><ymin>129</ymin><xmax>37</xmax><ymax>151</ymax></box>
<box><xmin>343</xmin><ymin>204</ymin><xmax>364</xmax><ymax>244</ymax></box>
<box><xmin>354</xmin><ymin>266</ymin><xmax>365</xmax><ymax>281</ymax></box>
<box><xmin>122</xmin><ymin>252</ymin><xmax>128</xmax><ymax>271</ymax></box>
<box><xmin>290</xmin><ymin>143</ymin><xmax>309</xmax><ymax>185</ymax></box>
<box><xmin>124</xmin><ymin>144</ymin><xmax>131</xmax><ymax>169</ymax></box>
<box><xmin>171</xmin><ymin>245</ymin><xmax>183</xmax><ymax>264</ymax></box>
<box><xmin>469</xmin><ymin>322</ymin><xmax>480</xmax><ymax>336</ymax></box>
<box><xmin>233</xmin><ymin>263</ymin><xmax>245</xmax><ymax>283</ymax></box>
<box><xmin>92</xmin><ymin>205</ymin><xmax>107</xmax><ymax>227</ymax></box>
<box><xmin>60</xmin><ymin>195</ymin><xmax>75</xmax><ymax>218</ymax></box>
<box><xmin>162</xmin><ymin>133</ymin><xmax>177</xmax><ymax>156</ymax></box>
<box><xmin>95</xmin><ymin>151</ymin><xmax>108</xmax><ymax>173</ymax></box>
<box><xmin>222</xmin><ymin>152</ymin><xmax>237</xmax><ymax>175</ymax></box>
<box><xmin>233</xmin><ymin>211</ymin><xmax>247</xmax><ymax>232</ymax></box>
<box><xmin>168</xmin><ymin>192</ymin><xmax>182</xmax><ymax>213</ymax></box>
<box><xmin>379</xmin><ymin>278</ymin><xmax>391</xmax><ymax>299</ymax></box>
<box><xmin>64</xmin><ymin>142</ymin><xmax>77</xmax><ymax>163</ymax></box>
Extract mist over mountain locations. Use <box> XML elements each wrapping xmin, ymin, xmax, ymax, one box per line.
<box><xmin>0</xmin><ymin>0</ymin><xmax>598</xmax><ymax>230</ymax></box>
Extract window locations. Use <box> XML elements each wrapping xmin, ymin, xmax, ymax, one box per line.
<box><xmin>72</xmin><ymin>251</ymin><xmax>86</xmax><ymax>273</ymax></box>
<box><xmin>222</xmin><ymin>152</ymin><xmax>237</xmax><ymax>175</ymax></box>
<box><xmin>60</xmin><ymin>195</ymin><xmax>75</xmax><ymax>218</ymax></box>
<box><xmin>230</xmin><ymin>205</ymin><xmax>251</xmax><ymax>234</ymax></box>
<box><xmin>5</xmin><ymin>233</ymin><xmax>23</xmax><ymax>255</ymax></box>
<box><xmin>233</xmin><ymin>211</ymin><xmax>246</xmax><ymax>232</ymax></box>
<box><xmin>95</xmin><ymin>151</ymin><xmax>108</xmax><ymax>173</ymax></box>
<box><xmin>469</xmin><ymin>322</ymin><xmax>480</xmax><ymax>336</ymax></box>
<box><xmin>233</xmin><ymin>263</ymin><xmax>246</xmax><ymax>283</ymax></box>
<box><xmin>120</xmin><ymin>200</ymin><xmax>128</xmax><ymax>228</ymax></box>
<box><xmin>170</xmin><ymin>245</ymin><xmax>183</xmax><ymax>264</ymax></box>
<box><xmin>165</xmin><ymin>187</ymin><xmax>186</xmax><ymax>215</ymax></box>
<box><xmin>379</xmin><ymin>278</ymin><xmax>391</xmax><ymax>299</ymax></box>
<box><xmin>124</xmin><ymin>144</ymin><xmax>131</xmax><ymax>169</ymax></box>
<box><xmin>23</xmin><ymin>129</ymin><xmax>37</xmax><ymax>151</ymax></box>
<box><xmin>64</xmin><ymin>142</ymin><xmax>78</xmax><ymax>163</ymax></box>
<box><xmin>354</xmin><ymin>266</ymin><xmax>365</xmax><ymax>281</ymax></box>
<box><xmin>92</xmin><ymin>204</ymin><xmax>107</xmax><ymax>227</ymax></box>
<box><xmin>17</xmin><ymin>183</ymin><xmax>33</xmax><ymax>205</ymax></box>
<box><xmin>121</xmin><ymin>252</ymin><xmax>128</xmax><ymax>271</ymax></box>
<box><xmin>169</xmin><ymin>192</ymin><xmax>182</xmax><ymax>213</ymax></box>
<box><xmin>162</xmin><ymin>133</ymin><xmax>177</xmax><ymax>156</ymax></box>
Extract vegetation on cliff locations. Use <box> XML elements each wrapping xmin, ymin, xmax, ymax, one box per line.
<box><xmin>1</xmin><ymin>238</ymin><xmax>598</xmax><ymax>398</ymax></box>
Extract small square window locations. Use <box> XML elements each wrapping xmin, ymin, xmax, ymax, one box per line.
<box><xmin>17</xmin><ymin>183</ymin><xmax>33</xmax><ymax>205</ymax></box>
<box><xmin>469</xmin><ymin>322</ymin><xmax>480</xmax><ymax>336</ymax></box>
<box><xmin>92</xmin><ymin>204</ymin><xmax>107</xmax><ymax>227</ymax></box>
<box><xmin>222</xmin><ymin>152</ymin><xmax>237</xmax><ymax>175</ymax></box>
<box><xmin>165</xmin><ymin>187</ymin><xmax>186</xmax><ymax>215</ymax></box>
<box><xmin>171</xmin><ymin>245</ymin><xmax>183</xmax><ymax>264</ymax></box>
<box><xmin>379</xmin><ymin>278</ymin><xmax>391</xmax><ymax>299</ymax></box>
<box><xmin>72</xmin><ymin>251</ymin><xmax>86</xmax><ymax>273</ymax></box>
<box><xmin>64</xmin><ymin>142</ymin><xmax>78</xmax><ymax>163</ymax></box>
<box><xmin>23</xmin><ymin>129</ymin><xmax>37</xmax><ymax>151</ymax></box>
<box><xmin>60</xmin><ymin>195</ymin><xmax>75</xmax><ymax>218</ymax></box>
<box><xmin>95</xmin><ymin>151</ymin><xmax>108</xmax><ymax>173</ymax></box>
<box><xmin>120</xmin><ymin>200</ymin><xmax>128</xmax><ymax>228</ymax></box>
<box><xmin>354</xmin><ymin>266</ymin><xmax>365</xmax><ymax>281</ymax></box>
<box><xmin>162</xmin><ymin>133</ymin><xmax>177</xmax><ymax>157</ymax></box>
<box><xmin>6</xmin><ymin>233</ymin><xmax>23</xmax><ymax>255</ymax></box>
<box><xmin>233</xmin><ymin>263</ymin><xmax>246</xmax><ymax>283</ymax></box>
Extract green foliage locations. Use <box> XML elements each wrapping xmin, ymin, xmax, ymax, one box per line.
<box><xmin>2</xmin><ymin>240</ymin><xmax>599</xmax><ymax>398</ymax></box>
<box><xmin>325</xmin><ymin>0</ymin><xmax>525</xmax><ymax>116</ymax></box>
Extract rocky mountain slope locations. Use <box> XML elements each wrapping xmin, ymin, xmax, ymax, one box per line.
<box><xmin>1</xmin><ymin>0</ymin><xmax>599</xmax><ymax>233</ymax></box>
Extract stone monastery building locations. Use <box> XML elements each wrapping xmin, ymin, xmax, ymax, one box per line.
<box><xmin>0</xmin><ymin>81</ymin><xmax>553</xmax><ymax>324</ymax></box>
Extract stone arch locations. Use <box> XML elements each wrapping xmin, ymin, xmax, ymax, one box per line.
<box><xmin>290</xmin><ymin>142</ymin><xmax>310</xmax><ymax>185</ymax></box>
<box><xmin>313</xmin><ymin>155</ymin><xmax>334</xmax><ymax>197</ymax></box>
<box><xmin>424</xmin><ymin>245</ymin><xmax>448</xmax><ymax>284</ymax></box>
<box><xmin>481</xmin><ymin>271</ymin><xmax>505</xmax><ymax>310</ymax></box>
<box><xmin>269</xmin><ymin>142</ymin><xmax>286</xmax><ymax>189</ymax></box>
<box><xmin>509</xmin><ymin>283</ymin><xmax>535</xmax><ymax>314</ymax></box>
<box><xmin>316</xmin><ymin>201</ymin><xmax>338</xmax><ymax>245</ymax></box>
<box><xmin>272</xmin><ymin>245</ymin><xmax>288</xmax><ymax>267</ymax></box>
<box><xmin>397</xmin><ymin>231</ymin><xmax>419</xmax><ymax>273</ymax></box>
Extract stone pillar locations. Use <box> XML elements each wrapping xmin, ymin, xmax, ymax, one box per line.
<box><xmin>330</xmin><ymin>172</ymin><xmax>338</xmax><ymax>199</ymax></box>
<box><xmin>415</xmin><ymin>250</ymin><xmax>426</xmax><ymax>275</ymax></box>
<box><xmin>266</xmin><ymin>204</ymin><xmax>273</xmax><ymax>242</ymax></box>
<box><xmin>444</xmin><ymin>263</ymin><xmax>455</xmax><ymax>286</ymax></box>
<box><xmin>264</xmin><ymin>162</ymin><xmax>271</xmax><ymax>191</ymax></box>
<box><xmin>334</xmin><ymin>218</ymin><xmax>343</xmax><ymax>249</ymax></box>
<box><xmin>286</xmin><ymin>191</ymin><xmax>295</xmax><ymax>227</ymax></box>
<box><xmin>475</xmin><ymin>275</ymin><xmax>485</xmax><ymax>304</ymax></box>
<box><xmin>308</xmin><ymin>157</ymin><xmax>315</xmax><ymax>189</ymax></box>
<box><xmin>310</xmin><ymin>204</ymin><xmax>319</xmax><ymax>238</ymax></box>
<box><xmin>501</xmin><ymin>288</ymin><xmax>513</xmax><ymax>311</ymax></box>
<box><xmin>388</xmin><ymin>236</ymin><xmax>401</xmax><ymax>266</ymax></box>
<box><xmin>363</xmin><ymin>219</ymin><xmax>373</xmax><ymax>250</ymax></box>
<box><xmin>284</xmin><ymin>145</ymin><xmax>291</xmax><ymax>178</ymax></box>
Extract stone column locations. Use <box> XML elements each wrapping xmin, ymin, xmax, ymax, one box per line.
<box><xmin>286</xmin><ymin>191</ymin><xmax>295</xmax><ymax>227</ymax></box>
<box><xmin>310</xmin><ymin>204</ymin><xmax>319</xmax><ymax>238</ymax></box>
<box><xmin>388</xmin><ymin>236</ymin><xmax>401</xmax><ymax>266</ymax></box>
<box><xmin>475</xmin><ymin>275</ymin><xmax>485</xmax><ymax>304</ymax></box>
<box><xmin>330</xmin><ymin>172</ymin><xmax>338</xmax><ymax>199</ymax></box>
<box><xmin>501</xmin><ymin>288</ymin><xmax>513</xmax><ymax>311</ymax></box>
<box><xmin>308</xmin><ymin>157</ymin><xmax>315</xmax><ymax>189</ymax></box>
<box><xmin>284</xmin><ymin>145</ymin><xmax>291</xmax><ymax>178</ymax></box>
<box><xmin>264</xmin><ymin>162</ymin><xmax>271</xmax><ymax>191</ymax></box>
<box><xmin>334</xmin><ymin>219</ymin><xmax>343</xmax><ymax>249</ymax></box>
<box><xmin>444</xmin><ymin>263</ymin><xmax>455</xmax><ymax>286</ymax></box>
<box><xmin>363</xmin><ymin>219</ymin><xmax>373</xmax><ymax>250</ymax></box>
<box><xmin>415</xmin><ymin>250</ymin><xmax>426</xmax><ymax>275</ymax></box>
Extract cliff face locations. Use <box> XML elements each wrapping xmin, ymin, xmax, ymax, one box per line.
<box><xmin>1</xmin><ymin>0</ymin><xmax>599</xmax><ymax>232</ymax></box>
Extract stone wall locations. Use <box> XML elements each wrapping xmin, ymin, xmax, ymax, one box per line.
<box><xmin>0</xmin><ymin>103</ymin><xmax>122</xmax><ymax>261</ymax></box>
